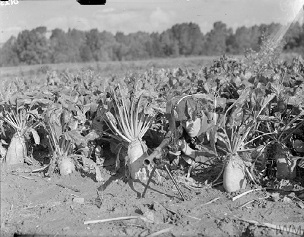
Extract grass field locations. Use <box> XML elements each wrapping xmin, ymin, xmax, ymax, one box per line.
<box><xmin>1</xmin><ymin>53</ymin><xmax>301</xmax><ymax>84</ymax></box>
<box><xmin>0</xmin><ymin>55</ymin><xmax>228</xmax><ymax>83</ymax></box>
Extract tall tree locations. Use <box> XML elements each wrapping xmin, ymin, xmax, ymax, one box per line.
<box><xmin>150</xmin><ymin>32</ymin><xmax>164</xmax><ymax>58</ymax></box>
<box><xmin>50</xmin><ymin>28</ymin><xmax>71</xmax><ymax>63</ymax></box>
<box><xmin>115</xmin><ymin>32</ymin><xmax>130</xmax><ymax>61</ymax></box>
<box><xmin>203</xmin><ymin>21</ymin><xmax>232</xmax><ymax>56</ymax></box>
<box><xmin>171</xmin><ymin>22</ymin><xmax>203</xmax><ymax>55</ymax></box>
<box><xmin>0</xmin><ymin>36</ymin><xmax>19</xmax><ymax>66</ymax></box>
<box><xmin>99</xmin><ymin>30</ymin><xmax>118</xmax><ymax>61</ymax></box>
<box><xmin>67</xmin><ymin>28</ymin><xmax>86</xmax><ymax>62</ymax></box>
<box><xmin>160</xmin><ymin>30</ymin><xmax>179</xmax><ymax>57</ymax></box>
<box><xmin>284</xmin><ymin>22</ymin><xmax>303</xmax><ymax>50</ymax></box>
<box><xmin>127</xmin><ymin>32</ymin><xmax>152</xmax><ymax>59</ymax></box>
<box><xmin>84</xmin><ymin>29</ymin><xmax>102</xmax><ymax>61</ymax></box>
<box><xmin>233</xmin><ymin>26</ymin><xmax>260</xmax><ymax>53</ymax></box>
<box><xmin>15</xmin><ymin>27</ymin><xmax>50</xmax><ymax>65</ymax></box>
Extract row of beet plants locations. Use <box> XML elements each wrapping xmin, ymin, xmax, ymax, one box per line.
<box><xmin>0</xmin><ymin>55</ymin><xmax>304</xmax><ymax>193</ymax></box>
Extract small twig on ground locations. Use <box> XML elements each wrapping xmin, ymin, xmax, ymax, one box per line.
<box><xmin>153</xmin><ymin>201</ymin><xmax>176</xmax><ymax>214</ymax></box>
<box><xmin>238</xmin><ymin>200</ymin><xmax>255</xmax><ymax>208</ymax></box>
<box><xmin>154</xmin><ymin>201</ymin><xmax>200</xmax><ymax>221</ymax></box>
<box><xmin>146</xmin><ymin>227</ymin><xmax>173</xmax><ymax>237</ymax></box>
<box><xmin>185</xmin><ymin>215</ymin><xmax>201</xmax><ymax>220</ymax></box>
<box><xmin>56</xmin><ymin>183</ymin><xmax>80</xmax><ymax>192</ymax></box>
<box><xmin>31</xmin><ymin>165</ymin><xmax>50</xmax><ymax>173</ymax></box>
<box><xmin>176</xmin><ymin>183</ymin><xmax>191</xmax><ymax>191</ymax></box>
<box><xmin>200</xmin><ymin>197</ymin><xmax>220</xmax><ymax>206</ymax></box>
<box><xmin>120</xmin><ymin>223</ymin><xmax>146</xmax><ymax>229</ymax></box>
<box><xmin>11</xmin><ymin>173</ymin><xmax>35</xmax><ymax>180</ymax></box>
<box><xmin>232</xmin><ymin>188</ymin><xmax>262</xmax><ymax>201</ymax></box>
<box><xmin>19</xmin><ymin>175</ymin><xmax>35</xmax><ymax>180</ymax></box>
<box><xmin>84</xmin><ymin>216</ymin><xmax>140</xmax><ymax>225</ymax></box>
<box><xmin>24</xmin><ymin>201</ymin><xmax>61</xmax><ymax>210</ymax></box>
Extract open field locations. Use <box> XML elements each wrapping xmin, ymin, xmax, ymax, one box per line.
<box><xmin>0</xmin><ymin>56</ymin><xmax>220</xmax><ymax>82</ymax></box>
<box><xmin>0</xmin><ymin>53</ymin><xmax>300</xmax><ymax>82</ymax></box>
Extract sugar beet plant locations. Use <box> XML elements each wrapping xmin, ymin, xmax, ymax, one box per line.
<box><xmin>43</xmin><ymin>82</ymin><xmax>103</xmax><ymax>181</ymax></box>
<box><xmin>216</xmin><ymin>88</ymin><xmax>276</xmax><ymax>192</ymax></box>
<box><xmin>102</xmin><ymin>81</ymin><xmax>159</xmax><ymax>182</ymax></box>
<box><xmin>0</xmin><ymin>81</ymin><xmax>50</xmax><ymax>166</ymax></box>
<box><xmin>0</xmin><ymin>103</ymin><xmax>41</xmax><ymax>165</ymax></box>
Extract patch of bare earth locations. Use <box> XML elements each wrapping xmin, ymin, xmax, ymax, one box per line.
<box><xmin>1</xmin><ymin>155</ymin><xmax>304</xmax><ymax>237</ymax></box>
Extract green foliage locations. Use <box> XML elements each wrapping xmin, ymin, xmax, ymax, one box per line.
<box><xmin>1</xmin><ymin>49</ymin><xmax>304</xmax><ymax>183</ymax></box>
<box><xmin>2</xmin><ymin>21</ymin><xmax>304</xmax><ymax>66</ymax></box>
<box><xmin>204</xmin><ymin>21</ymin><xmax>232</xmax><ymax>56</ymax></box>
<box><xmin>14</xmin><ymin>27</ymin><xmax>51</xmax><ymax>65</ymax></box>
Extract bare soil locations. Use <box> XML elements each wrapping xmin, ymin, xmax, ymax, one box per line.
<box><xmin>1</xmin><ymin>150</ymin><xmax>304</xmax><ymax>237</ymax></box>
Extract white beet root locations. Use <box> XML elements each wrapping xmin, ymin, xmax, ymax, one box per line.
<box><xmin>5</xmin><ymin>134</ymin><xmax>26</xmax><ymax>165</ymax></box>
<box><xmin>223</xmin><ymin>155</ymin><xmax>247</xmax><ymax>192</ymax></box>
<box><xmin>127</xmin><ymin>139</ymin><xmax>149</xmax><ymax>181</ymax></box>
<box><xmin>59</xmin><ymin>157</ymin><xmax>75</xmax><ymax>175</ymax></box>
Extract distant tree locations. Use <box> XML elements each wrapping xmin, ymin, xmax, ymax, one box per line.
<box><xmin>233</xmin><ymin>26</ymin><xmax>257</xmax><ymax>53</ymax></box>
<box><xmin>150</xmin><ymin>32</ymin><xmax>164</xmax><ymax>57</ymax></box>
<box><xmin>160</xmin><ymin>30</ymin><xmax>179</xmax><ymax>57</ymax></box>
<box><xmin>203</xmin><ymin>21</ymin><xmax>232</xmax><ymax>56</ymax></box>
<box><xmin>284</xmin><ymin>22</ymin><xmax>304</xmax><ymax>51</ymax></box>
<box><xmin>128</xmin><ymin>32</ymin><xmax>152</xmax><ymax>59</ymax></box>
<box><xmin>115</xmin><ymin>44</ymin><xmax>129</xmax><ymax>61</ymax></box>
<box><xmin>82</xmin><ymin>29</ymin><xmax>117</xmax><ymax>61</ymax></box>
<box><xmin>259</xmin><ymin>23</ymin><xmax>282</xmax><ymax>46</ymax></box>
<box><xmin>84</xmin><ymin>29</ymin><xmax>102</xmax><ymax>61</ymax></box>
<box><xmin>115</xmin><ymin>31</ymin><xmax>154</xmax><ymax>60</ymax></box>
<box><xmin>225</xmin><ymin>33</ymin><xmax>237</xmax><ymax>54</ymax></box>
<box><xmin>67</xmin><ymin>28</ymin><xmax>86</xmax><ymax>62</ymax></box>
<box><xmin>0</xmin><ymin>36</ymin><xmax>19</xmax><ymax>66</ymax></box>
<box><xmin>50</xmin><ymin>28</ymin><xmax>71</xmax><ymax>63</ymax></box>
<box><xmin>115</xmin><ymin>32</ymin><xmax>130</xmax><ymax>45</ymax></box>
<box><xmin>189</xmin><ymin>25</ymin><xmax>204</xmax><ymax>55</ymax></box>
<box><xmin>80</xmin><ymin>45</ymin><xmax>94</xmax><ymax>62</ymax></box>
<box><xmin>14</xmin><ymin>27</ymin><xmax>50</xmax><ymax>65</ymax></box>
<box><xmin>99</xmin><ymin>31</ymin><xmax>118</xmax><ymax>61</ymax></box>
<box><xmin>171</xmin><ymin>22</ymin><xmax>203</xmax><ymax>55</ymax></box>
<box><xmin>115</xmin><ymin>32</ymin><xmax>130</xmax><ymax>60</ymax></box>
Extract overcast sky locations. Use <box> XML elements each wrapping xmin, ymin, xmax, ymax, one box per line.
<box><xmin>0</xmin><ymin>0</ymin><xmax>304</xmax><ymax>43</ymax></box>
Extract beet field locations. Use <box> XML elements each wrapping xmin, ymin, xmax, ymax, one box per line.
<box><xmin>1</xmin><ymin>54</ymin><xmax>304</xmax><ymax>237</ymax></box>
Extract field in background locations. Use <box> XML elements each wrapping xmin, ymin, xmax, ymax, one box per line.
<box><xmin>1</xmin><ymin>53</ymin><xmax>301</xmax><ymax>84</ymax></box>
<box><xmin>0</xmin><ymin>56</ymin><xmax>218</xmax><ymax>81</ymax></box>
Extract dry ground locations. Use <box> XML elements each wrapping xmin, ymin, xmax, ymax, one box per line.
<box><xmin>1</xmin><ymin>150</ymin><xmax>304</xmax><ymax>237</ymax></box>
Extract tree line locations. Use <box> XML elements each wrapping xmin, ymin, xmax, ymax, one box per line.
<box><xmin>1</xmin><ymin>21</ymin><xmax>304</xmax><ymax>66</ymax></box>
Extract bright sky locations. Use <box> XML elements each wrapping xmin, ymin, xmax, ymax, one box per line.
<box><xmin>0</xmin><ymin>0</ymin><xmax>304</xmax><ymax>43</ymax></box>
